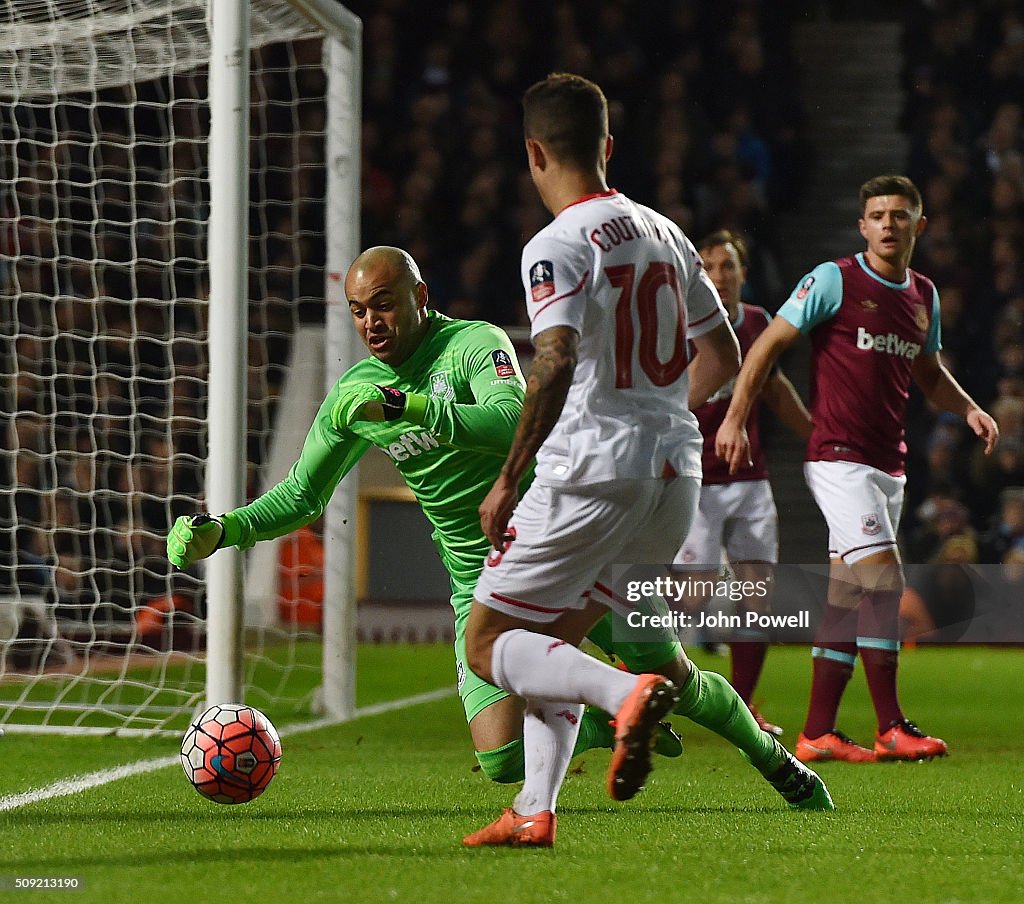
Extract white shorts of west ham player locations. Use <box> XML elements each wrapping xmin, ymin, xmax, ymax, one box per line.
<box><xmin>672</xmin><ymin>479</ymin><xmax>779</xmax><ymax>571</ymax></box>
<box><xmin>803</xmin><ymin>460</ymin><xmax>906</xmax><ymax>565</ymax></box>
<box><xmin>474</xmin><ymin>476</ymin><xmax>700</xmax><ymax>624</ymax></box>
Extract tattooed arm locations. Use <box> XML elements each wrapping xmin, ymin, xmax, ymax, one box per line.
<box><xmin>478</xmin><ymin>325</ymin><xmax>578</xmax><ymax>548</ymax></box>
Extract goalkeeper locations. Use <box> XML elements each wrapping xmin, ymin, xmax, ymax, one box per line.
<box><xmin>167</xmin><ymin>245</ymin><xmax>684</xmax><ymax>782</ymax></box>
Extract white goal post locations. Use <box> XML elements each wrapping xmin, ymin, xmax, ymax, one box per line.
<box><xmin>0</xmin><ymin>0</ymin><xmax>361</xmax><ymax>735</ymax></box>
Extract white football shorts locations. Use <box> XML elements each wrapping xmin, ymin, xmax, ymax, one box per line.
<box><xmin>672</xmin><ymin>478</ymin><xmax>778</xmax><ymax>570</ymax></box>
<box><xmin>474</xmin><ymin>476</ymin><xmax>700</xmax><ymax>623</ymax></box>
<box><xmin>803</xmin><ymin>460</ymin><xmax>905</xmax><ymax>564</ymax></box>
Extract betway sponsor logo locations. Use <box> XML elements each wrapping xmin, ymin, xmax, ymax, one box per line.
<box><xmin>856</xmin><ymin>326</ymin><xmax>921</xmax><ymax>360</ymax></box>
<box><xmin>383</xmin><ymin>430</ymin><xmax>440</xmax><ymax>462</ymax></box>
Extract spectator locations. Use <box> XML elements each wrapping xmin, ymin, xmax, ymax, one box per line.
<box><xmin>344</xmin><ymin>0</ymin><xmax>805</xmax><ymax>320</ymax></box>
<box><xmin>979</xmin><ymin>486</ymin><xmax>1024</xmax><ymax>563</ymax></box>
<box><xmin>899</xmin><ymin>1</ymin><xmax>1024</xmax><ymax>538</ymax></box>
<box><xmin>906</xmin><ymin>489</ymin><xmax>976</xmax><ymax>564</ymax></box>
<box><xmin>5</xmin><ymin>1</ymin><xmax>810</xmax><ymax>657</ymax></box>
<box><xmin>900</xmin><ymin>563</ymin><xmax>976</xmax><ymax>644</ymax></box>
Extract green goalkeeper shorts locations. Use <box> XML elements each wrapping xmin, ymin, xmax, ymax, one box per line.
<box><xmin>451</xmin><ymin>581</ymin><xmax>510</xmax><ymax>723</ymax></box>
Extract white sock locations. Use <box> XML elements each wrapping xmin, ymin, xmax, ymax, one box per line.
<box><xmin>513</xmin><ymin>700</ymin><xmax>584</xmax><ymax>816</ymax></box>
<box><xmin>491</xmin><ymin>628</ymin><xmax>636</xmax><ymax>714</ymax></box>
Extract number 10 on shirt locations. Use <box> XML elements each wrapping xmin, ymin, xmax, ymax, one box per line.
<box><xmin>607</xmin><ymin>262</ymin><xmax>689</xmax><ymax>388</ymax></box>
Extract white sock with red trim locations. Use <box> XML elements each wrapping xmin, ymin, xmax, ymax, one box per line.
<box><xmin>491</xmin><ymin>628</ymin><xmax>636</xmax><ymax>714</ymax></box>
<box><xmin>513</xmin><ymin>700</ymin><xmax>584</xmax><ymax>816</ymax></box>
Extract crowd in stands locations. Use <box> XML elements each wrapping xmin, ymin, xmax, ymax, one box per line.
<box><xmin>0</xmin><ymin>43</ymin><xmax>329</xmax><ymax>645</ymax></box>
<box><xmin>898</xmin><ymin>0</ymin><xmax>1024</xmax><ymax>566</ymax></box>
<box><xmin>3</xmin><ymin>0</ymin><xmax>806</xmax><ymax>645</ymax></box>
<box><xmin>3</xmin><ymin>0</ymin><xmax>1021</xmax><ymax>656</ymax></box>
<box><xmin>349</xmin><ymin>0</ymin><xmax>1024</xmax><ymax>568</ymax></box>
<box><xmin>348</xmin><ymin>0</ymin><xmax>803</xmax><ymax>325</ymax></box>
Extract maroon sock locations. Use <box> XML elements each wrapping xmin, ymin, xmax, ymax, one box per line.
<box><xmin>803</xmin><ymin>603</ymin><xmax>858</xmax><ymax>739</ymax></box>
<box><xmin>729</xmin><ymin>641</ymin><xmax>767</xmax><ymax>704</ymax></box>
<box><xmin>859</xmin><ymin>647</ymin><xmax>903</xmax><ymax>732</ymax></box>
<box><xmin>858</xmin><ymin>589</ymin><xmax>904</xmax><ymax>732</ymax></box>
<box><xmin>803</xmin><ymin>652</ymin><xmax>856</xmax><ymax>739</ymax></box>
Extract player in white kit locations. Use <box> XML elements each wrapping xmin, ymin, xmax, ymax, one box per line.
<box><xmin>461</xmin><ymin>73</ymin><xmax>833</xmax><ymax>848</ymax></box>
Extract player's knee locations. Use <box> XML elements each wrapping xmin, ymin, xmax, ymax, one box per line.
<box><xmin>465</xmin><ymin>603</ymin><xmax>504</xmax><ymax>683</ymax></box>
<box><xmin>852</xmin><ymin>559</ymin><xmax>905</xmax><ymax>596</ymax></box>
<box><xmin>879</xmin><ymin>573</ymin><xmax>906</xmax><ymax>596</ymax></box>
<box><xmin>827</xmin><ymin>574</ymin><xmax>863</xmax><ymax>608</ymax></box>
<box><xmin>464</xmin><ymin>634</ymin><xmax>494</xmax><ymax>684</ymax></box>
<box><xmin>475</xmin><ymin>739</ymin><xmax>525</xmax><ymax>784</ymax></box>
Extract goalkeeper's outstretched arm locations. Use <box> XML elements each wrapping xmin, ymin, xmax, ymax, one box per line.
<box><xmin>167</xmin><ymin>385</ymin><xmax>370</xmax><ymax>569</ymax></box>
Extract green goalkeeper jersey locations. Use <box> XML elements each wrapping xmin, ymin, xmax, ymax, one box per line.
<box><xmin>219</xmin><ymin>311</ymin><xmax>530</xmax><ymax>584</ymax></box>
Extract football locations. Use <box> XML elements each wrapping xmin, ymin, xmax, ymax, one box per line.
<box><xmin>180</xmin><ymin>703</ymin><xmax>282</xmax><ymax>804</ymax></box>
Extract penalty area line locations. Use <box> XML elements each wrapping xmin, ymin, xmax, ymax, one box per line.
<box><xmin>0</xmin><ymin>685</ymin><xmax>456</xmax><ymax>813</ymax></box>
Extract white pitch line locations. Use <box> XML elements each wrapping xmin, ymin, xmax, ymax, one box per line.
<box><xmin>280</xmin><ymin>685</ymin><xmax>456</xmax><ymax>735</ymax></box>
<box><xmin>0</xmin><ymin>755</ymin><xmax>180</xmax><ymax>813</ymax></box>
<box><xmin>0</xmin><ymin>685</ymin><xmax>456</xmax><ymax>813</ymax></box>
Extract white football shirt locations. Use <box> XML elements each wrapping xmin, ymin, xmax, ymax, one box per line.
<box><xmin>521</xmin><ymin>189</ymin><xmax>726</xmax><ymax>485</ymax></box>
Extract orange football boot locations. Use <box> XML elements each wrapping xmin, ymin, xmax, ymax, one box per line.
<box><xmin>608</xmin><ymin>674</ymin><xmax>679</xmax><ymax>801</ymax></box>
<box><xmin>795</xmin><ymin>729</ymin><xmax>878</xmax><ymax>763</ymax></box>
<box><xmin>875</xmin><ymin>719</ymin><xmax>948</xmax><ymax>761</ymax></box>
<box><xmin>462</xmin><ymin>808</ymin><xmax>556</xmax><ymax>847</ymax></box>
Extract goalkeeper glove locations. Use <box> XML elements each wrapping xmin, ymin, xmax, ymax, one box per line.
<box><xmin>332</xmin><ymin>383</ymin><xmax>408</xmax><ymax>428</ymax></box>
<box><xmin>167</xmin><ymin>513</ymin><xmax>225</xmax><ymax>569</ymax></box>
<box><xmin>367</xmin><ymin>385</ymin><xmax>407</xmax><ymax>421</ymax></box>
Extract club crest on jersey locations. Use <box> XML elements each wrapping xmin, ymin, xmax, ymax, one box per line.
<box><xmin>795</xmin><ymin>275</ymin><xmax>815</xmax><ymax>300</ymax></box>
<box><xmin>913</xmin><ymin>304</ymin><xmax>929</xmax><ymax>331</ymax></box>
<box><xmin>859</xmin><ymin>298</ymin><xmax>878</xmax><ymax>311</ymax></box>
<box><xmin>861</xmin><ymin>512</ymin><xmax>881</xmax><ymax>536</ymax></box>
<box><xmin>491</xmin><ymin>349</ymin><xmax>516</xmax><ymax>378</ymax></box>
<box><xmin>429</xmin><ymin>371</ymin><xmax>455</xmax><ymax>400</ymax></box>
<box><xmin>530</xmin><ymin>260</ymin><xmax>555</xmax><ymax>302</ymax></box>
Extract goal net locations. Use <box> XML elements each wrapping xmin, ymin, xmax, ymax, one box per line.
<box><xmin>0</xmin><ymin>0</ymin><xmax>360</xmax><ymax>735</ymax></box>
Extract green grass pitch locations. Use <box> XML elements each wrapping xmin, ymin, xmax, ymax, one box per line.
<box><xmin>1</xmin><ymin>644</ymin><xmax>1021</xmax><ymax>903</ymax></box>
